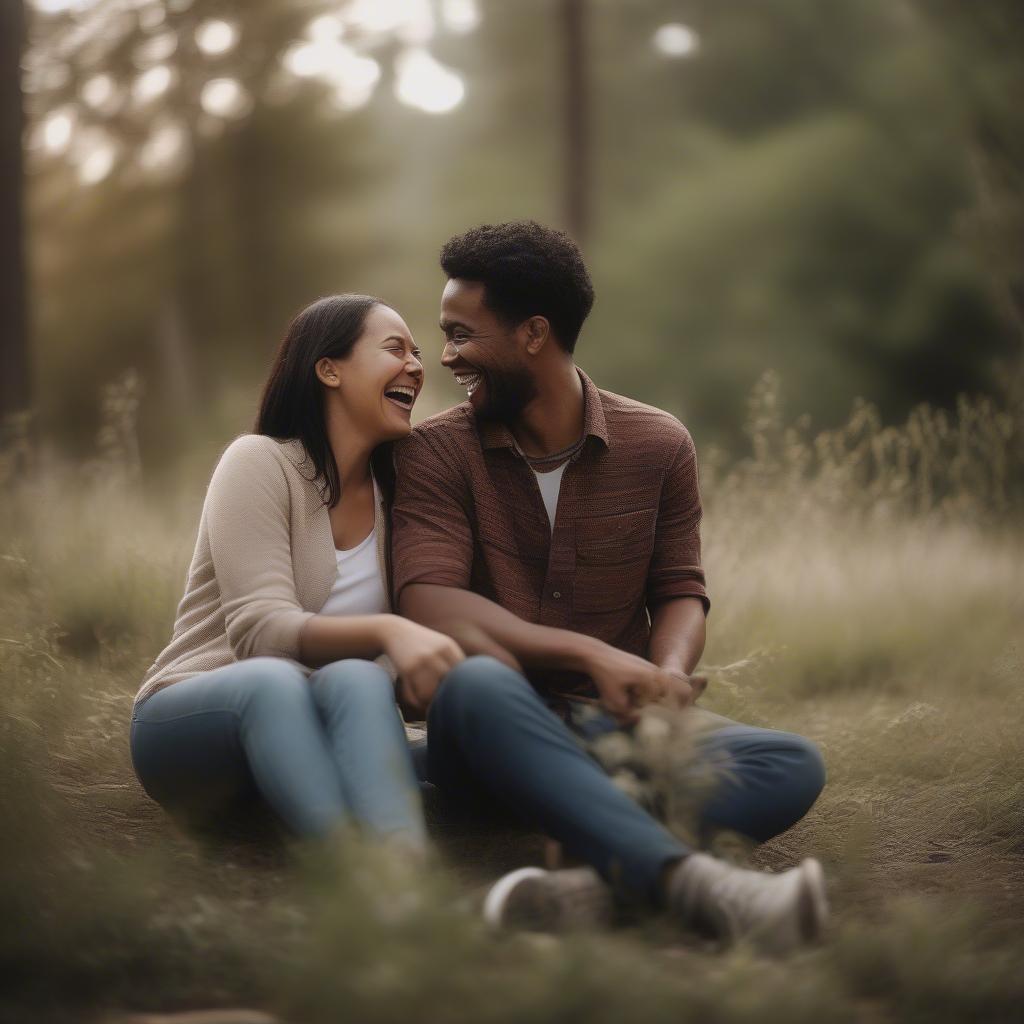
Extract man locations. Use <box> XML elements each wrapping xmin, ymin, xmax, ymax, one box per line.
<box><xmin>391</xmin><ymin>221</ymin><xmax>827</xmax><ymax>953</ymax></box>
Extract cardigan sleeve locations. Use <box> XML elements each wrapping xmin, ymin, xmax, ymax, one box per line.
<box><xmin>204</xmin><ymin>434</ymin><xmax>316</xmax><ymax>660</ymax></box>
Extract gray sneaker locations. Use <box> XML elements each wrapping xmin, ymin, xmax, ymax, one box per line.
<box><xmin>483</xmin><ymin>866</ymin><xmax>615</xmax><ymax>932</ymax></box>
<box><xmin>668</xmin><ymin>853</ymin><xmax>828</xmax><ymax>955</ymax></box>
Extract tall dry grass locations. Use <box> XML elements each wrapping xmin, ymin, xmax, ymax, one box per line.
<box><xmin>1</xmin><ymin>371</ymin><xmax>1022</xmax><ymax>1023</ymax></box>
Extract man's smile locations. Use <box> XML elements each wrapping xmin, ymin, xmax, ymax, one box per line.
<box><xmin>453</xmin><ymin>370</ymin><xmax>483</xmax><ymax>397</ymax></box>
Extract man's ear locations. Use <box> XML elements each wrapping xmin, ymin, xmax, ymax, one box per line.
<box><xmin>315</xmin><ymin>357</ymin><xmax>341</xmax><ymax>388</ymax></box>
<box><xmin>521</xmin><ymin>316</ymin><xmax>551</xmax><ymax>355</ymax></box>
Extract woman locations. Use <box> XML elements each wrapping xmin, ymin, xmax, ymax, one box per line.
<box><xmin>130</xmin><ymin>295</ymin><xmax>464</xmax><ymax>849</ymax></box>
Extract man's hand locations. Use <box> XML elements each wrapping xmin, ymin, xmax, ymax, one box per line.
<box><xmin>581</xmin><ymin>644</ymin><xmax>680</xmax><ymax>724</ymax></box>
<box><xmin>661</xmin><ymin>669</ymin><xmax>708</xmax><ymax>709</ymax></box>
<box><xmin>380</xmin><ymin>616</ymin><xmax>465</xmax><ymax>720</ymax></box>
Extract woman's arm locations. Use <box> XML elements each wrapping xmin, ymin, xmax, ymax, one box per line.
<box><xmin>301</xmin><ymin>612</ymin><xmax>464</xmax><ymax>715</ymax></box>
<box><xmin>298</xmin><ymin>613</ymin><xmax>394</xmax><ymax>667</ymax></box>
<box><xmin>205</xmin><ymin>436</ymin><xmax>316</xmax><ymax>661</ymax></box>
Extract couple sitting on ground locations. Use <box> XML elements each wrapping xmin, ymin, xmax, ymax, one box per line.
<box><xmin>130</xmin><ymin>221</ymin><xmax>828</xmax><ymax>954</ymax></box>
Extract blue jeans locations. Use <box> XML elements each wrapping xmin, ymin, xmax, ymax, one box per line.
<box><xmin>417</xmin><ymin>657</ymin><xmax>826</xmax><ymax>904</ymax></box>
<box><xmin>130</xmin><ymin>657</ymin><xmax>426</xmax><ymax>849</ymax></box>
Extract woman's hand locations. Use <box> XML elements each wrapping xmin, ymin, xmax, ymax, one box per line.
<box><xmin>381</xmin><ymin>616</ymin><xmax>465</xmax><ymax>719</ymax></box>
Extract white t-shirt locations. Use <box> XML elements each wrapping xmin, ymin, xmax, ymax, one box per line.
<box><xmin>318</xmin><ymin>527</ymin><xmax>388</xmax><ymax>617</ymax></box>
<box><xmin>533</xmin><ymin>463</ymin><xmax>568</xmax><ymax>530</ymax></box>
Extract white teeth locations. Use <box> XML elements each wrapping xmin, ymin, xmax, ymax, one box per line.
<box><xmin>384</xmin><ymin>384</ymin><xmax>416</xmax><ymax>410</ymax></box>
<box><xmin>454</xmin><ymin>372</ymin><xmax>482</xmax><ymax>396</ymax></box>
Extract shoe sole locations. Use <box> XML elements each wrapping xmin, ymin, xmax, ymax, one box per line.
<box><xmin>483</xmin><ymin>866</ymin><xmax>547</xmax><ymax>929</ymax></box>
<box><xmin>796</xmin><ymin>858</ymin><xmax>829</xmax><ymax>943</ymax></box>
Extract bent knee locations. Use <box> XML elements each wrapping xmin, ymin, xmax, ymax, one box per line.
<box><xmin>433</xmin><ymin>656</ymin><xmax>533</xmax><ymax>713</ymax></box>
<box><xmin>782</xmin><ymin>734</ymin><xmax>827</xmax><ymax>808</ymax></box>
<box><xmin>241</xmin><ymin>658</ymin><xmax>311</xmax><ymax>709</ymax></box>
<box><xmin>442</xmin><ymin>655</ymin><xmax>531</xmax><ymax>693</ymax></box>
<box><xmin>311</xmin><ymin>659</ymin><xmax>394</xmax><ymax>707</ymax></box>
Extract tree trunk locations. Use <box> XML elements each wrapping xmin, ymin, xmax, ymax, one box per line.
<box><xmin>0</xmin><ymin>0</ymin><xmax>30</xmax><ymax>422</ymax></box>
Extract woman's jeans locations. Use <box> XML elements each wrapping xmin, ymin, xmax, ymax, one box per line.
<box><xmin>416</xmin><ymin>657</ymin><xmax>826</xmax><ymax>905</ymax></box>
<box><xmin>130</xmin><ymin>657</ymin><xmax>426</xmax><ymax>849</ymax></box>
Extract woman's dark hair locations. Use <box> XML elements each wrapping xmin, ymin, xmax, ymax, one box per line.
<box><xmin>255</xmin><ymin>294</ymin><xmax>394</xmax><ymax>508</ymax></box>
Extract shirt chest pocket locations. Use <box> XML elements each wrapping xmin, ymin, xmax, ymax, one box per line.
<box><xmin>575</xmin><ymin>508</ymin><xmax>657</xmax><ymax>565</ymax></box>
<box><xmin>574</xmin><ymin>509</ymin><xmax>656</xmax><ymax>612</ymax></box>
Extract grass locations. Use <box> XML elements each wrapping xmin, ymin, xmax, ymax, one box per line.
<box><xmin>1</xmin><ymin>372</ymin><xmax>1022</xmax><ymax>1023</ymax></box>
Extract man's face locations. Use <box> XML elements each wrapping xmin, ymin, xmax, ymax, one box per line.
<box><xmin>439</xmin><ymin>278</ymin><xmax>537</xmax><ymax>421</ymax></box>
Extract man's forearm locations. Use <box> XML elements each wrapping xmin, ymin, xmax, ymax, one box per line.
<box><xmin>647</xmin><ymin>597</ymin><xmax>707</xmax><ymax>675</ymax></box>
<box><xmin>399</xmin><ymin>583</ymin><xmax>603</xmax><ymax>674</ymax></box>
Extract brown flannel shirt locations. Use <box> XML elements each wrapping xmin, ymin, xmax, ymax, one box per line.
<box><xmin>391</xmin><ymin>368</ymin><xmax>709</xmax><ymax>699</ymax></box>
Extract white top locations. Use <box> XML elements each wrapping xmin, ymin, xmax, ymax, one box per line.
<box><xmin>318</xmin><ymin>527</ymin><xmax>389</xmax><ymax>617</ymax></box>
<box><xmin>532</xmin><ymin>463</ymin><xmax>568</xmax><ymax>531</ymax></box>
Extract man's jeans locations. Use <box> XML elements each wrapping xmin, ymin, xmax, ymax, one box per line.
<box><xmin>130</xmin><ymin>657</ymin><xmax>426</xmax><ymax>848</ymax></box>
<box><xmin>414</xmin><ymin>656</ymin><xmax>826</xmax><ymax>904</ymax></box>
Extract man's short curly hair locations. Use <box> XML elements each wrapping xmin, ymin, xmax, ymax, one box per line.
<box><xmin>440</xmin><ymin>221</ymin><xmax>595</xmax><ymax>353</ymax></box>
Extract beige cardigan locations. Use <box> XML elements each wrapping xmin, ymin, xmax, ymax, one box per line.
<box><xmin>135</xmin><ymin>434</ymin><xmax>391</xmax><ymax>707</ymax></box>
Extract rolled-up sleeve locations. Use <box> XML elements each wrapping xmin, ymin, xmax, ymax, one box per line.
<box><xmin>205</xmin><ymin>436</ymin><xmax>315</xmax><ymax>660</ymax></box>
<box><xmin>646</xmin><ymin>426</ymin><xmax>710</xmax><ymax>613</ymax></box>
<box><xmin>391</xmin><ymin>430</ymin><xmax>474</xmax><ymax>603</ymax></box>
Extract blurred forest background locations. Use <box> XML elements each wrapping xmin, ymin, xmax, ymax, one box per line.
<box><xmin>3</xmin><ymin>0</ymin><xmax>1023</xmax><ymax>460</ymax></box>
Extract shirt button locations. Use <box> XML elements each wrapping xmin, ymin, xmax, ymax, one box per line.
<box><xmin>552</xmin><ymin>591</ymin><xmax>561</xmax><ymax>599</ymax></box>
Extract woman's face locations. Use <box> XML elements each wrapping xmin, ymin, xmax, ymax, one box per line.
<box><xmin>320</xmin><ymin>304</ymin><xmax>424</xmax><ymax>443</ymax></box>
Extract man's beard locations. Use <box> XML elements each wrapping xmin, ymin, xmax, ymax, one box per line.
<box><xmin>474</xmin><ymin>366</ymin><xmax>538</xmax><ymax>423</ymax></box>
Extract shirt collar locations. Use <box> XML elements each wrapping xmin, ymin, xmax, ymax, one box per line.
<box><xmin>479</xmin><ymin>367</ymin><xmax>610</xmax><ymax>452</ymax></box>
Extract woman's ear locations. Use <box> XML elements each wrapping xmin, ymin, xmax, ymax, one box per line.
<box><xmin>315</xmin><ymin>357</ymin><xmax>341</xmax><ymax>388</ymax></box>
